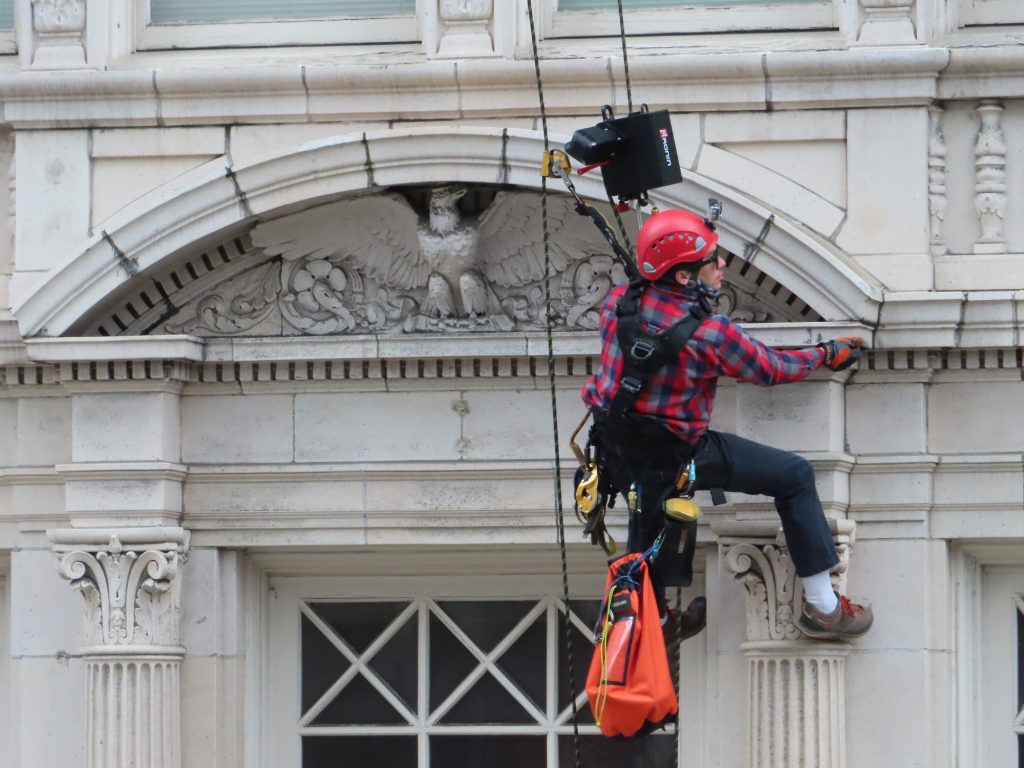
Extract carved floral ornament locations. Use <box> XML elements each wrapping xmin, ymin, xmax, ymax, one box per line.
<box><xmin>143</xmin><ymin>185</ymin><xmax>808</xmax><ymax>339</ymax></box>
<box><xmin>722</xmin><ymin>525</ymin><xmax>851</xmax><ymax>643</ymax></box>
<box><xmin>51</xmin><ymin>529</ymin><xmax>190</xmax><ymax>651</ymax></box>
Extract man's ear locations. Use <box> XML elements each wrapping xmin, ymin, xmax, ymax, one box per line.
<box><xmin>673</xmin><ymin>268</ymin><xmax>693</xmax><ymax>286</ymax></box>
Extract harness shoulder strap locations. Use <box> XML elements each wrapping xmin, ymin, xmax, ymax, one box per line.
<box><xmin>608</xmin><ymin>283</ymin><xmax>709</xmax><ymax>420</ymax></box>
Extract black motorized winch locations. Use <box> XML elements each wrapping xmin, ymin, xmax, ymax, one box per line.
<box><xmin>564</xmin><ymin>105</ymin><xmax>682</xmax><ymax>201</ymax></box>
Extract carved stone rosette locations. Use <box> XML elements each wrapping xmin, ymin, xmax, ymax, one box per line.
<box><xmin>30</xmin><ymin>0</ymin><xmax>87</xmax><ymax>68</ymax></box>
<box><xmin>50</xmin><ymin>528</ymin><xmax>190</xmax><ymax>768</ymax></box>
<box><xmin>855</xmin><ymin>0</ymin><xmax>916</xmax><ymax>46</ymax></box>
<box><xmin>928</xmin><ymin>105</ymin><xmax>948</xmax><ymax>256</ymax></box>
<box><xmin>973</xmin><ymin>100</ymin><xmax>1008</xmax><ymax>255</ymax></box>
<box><xmin>716</xmin><ymin>520</ymin><xmax>856</xmax><ymax>768</ymax></box>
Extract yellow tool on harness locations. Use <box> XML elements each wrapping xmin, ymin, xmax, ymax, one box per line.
<box><xmin>664</xmin><ymin>459</ymin><xmax>701</xmax><ymax>523</ymax></box>
<box><xmin>569</xmin><ymin>409</ymin><xmax>617</xmax><ymax>555</ymax></box>
<box><xmin>575</xmin><ymin>462</ymin><xmax>600</xmax><ymax>516</ymax></box>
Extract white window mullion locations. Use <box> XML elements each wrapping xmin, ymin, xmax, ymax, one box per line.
<box><xmin>418</xmin><ymin>599</ymin><xmax>429</xmax><ymax>768</ymax></box>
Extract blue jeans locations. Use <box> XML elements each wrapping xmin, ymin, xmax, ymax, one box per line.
<box><xmin>692</xmin><ymin>431</ymin><xmax>839</xmax><ymax>577</ymax></box>
<box><xmin>603</xmin><ymin>428</ymin><xmax>839</xmax><ymax>580</ymax></box>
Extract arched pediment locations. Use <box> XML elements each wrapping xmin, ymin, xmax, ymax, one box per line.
<box><xmin>11</xmin><ymin>127</ymin><xmax>882</xmax><ymax>338</ymax></box>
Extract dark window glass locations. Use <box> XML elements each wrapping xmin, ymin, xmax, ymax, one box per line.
<box><xmin>1017</xmin><ymin>601</ymin><xmax>1024</xmax><ymax>712</ymax></box>
<box><xmin>370</xmin><ymin>610</ymin><xmax>418</xmax><ymax>710</ymax></box>
<box><xmin>1019</xmin><ymin>733</ymin><xmax>1023</xmax><ymax>768</ymax></box>
<box><xmin>429</xmin><ymin>611</ymin><xmax>480</xmax><ymax>711</ymax></box>
<box><xmin>431</xmin><ymin>735</ymin><xmax>545</xmax><ymax>768</ymax></box>
<box><xmin>497</xmin><ymin>614</ymin><xmax>547</xmax><ymax>709</ymax></box>
<box><xmin>558</xmin><ymin>734</ymin><xmax>675</xmax><ymax>767</ymax></box>
<box><xmin>309</xmin><ymin>601</ymin><xmax>409</xmax><ymax>654</ymax></box>
<box><xmin>439</xmin><ymin>671</ymin><xmax>534</xmax><ymax>724</ymax></box>
<box><xmin>311</xmin><ymin>673</ymin><xmax>407</xmax><ymax>725</ymax></box>
<box><xmin>301</xmin><ymin>613</ymin><xmax>351</xmax><ymax>713</ymax></box>
<box><xmin>436</xmin><ymin>600</ymin><xmax>534</xmax><ymax>652</ymax></box>
<box><xmin>303</xmin><ymin>736</ymin><xmax>416</xmax><ymax>768</ymax></box>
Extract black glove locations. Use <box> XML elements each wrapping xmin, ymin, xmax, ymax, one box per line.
<box><xmin>817</xmin><ymin>337</ymin><xmax>865</xmax><ymax>371</ymax></box>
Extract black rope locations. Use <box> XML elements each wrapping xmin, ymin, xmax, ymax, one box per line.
<box><xmin>526</xmin><ymin>3</ymin><xmax>584</xmax><ymax>767</ymax></box>
<box><xmin>616</xmin><ymin>0</ymin><xmax>634</xmax><ymax>113</ymax></box>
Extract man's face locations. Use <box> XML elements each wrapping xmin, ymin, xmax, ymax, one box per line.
<box><xmin>696</xmin><ymin>251</ymin><xmax>726</xmax><ymax>290</ymax></box>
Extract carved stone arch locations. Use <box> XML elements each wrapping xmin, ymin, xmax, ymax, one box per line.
<box><xmin>12</xmin><ymin>127</ymin><xmax>881</xmax><ymax>337</ymax></box>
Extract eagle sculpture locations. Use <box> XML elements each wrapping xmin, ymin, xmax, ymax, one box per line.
<box><xmin>249</xmin><ymin>185</ymin><xmax>622</xmax><ymax>332</ymax></box>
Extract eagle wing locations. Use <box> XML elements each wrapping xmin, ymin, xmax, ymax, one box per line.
<box><xmin>250</xmin><ymin>194</ymin><xmax>427</xmax><ymax>290</ymax></box>
<box><xmin>475</xmin><ymin>191</ymin><xmax>634</xmax><ymax>288</ymax></box>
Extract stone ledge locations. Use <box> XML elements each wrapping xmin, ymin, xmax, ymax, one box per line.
<box><xmin>0</xmin><ymin>46</ymin><xmax>968</xmax><ymax>129</ymax></box>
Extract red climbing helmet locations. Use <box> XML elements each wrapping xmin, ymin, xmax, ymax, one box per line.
<box><xmin>636</xmin><ymin>208</ymin><xmax>719</xmax><ymax>281</ymax></box>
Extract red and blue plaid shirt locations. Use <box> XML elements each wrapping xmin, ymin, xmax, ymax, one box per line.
<box><xmin>581</xmin><ymin>281</ymin><xmax>826</xmax><ymax>444</ymax></box>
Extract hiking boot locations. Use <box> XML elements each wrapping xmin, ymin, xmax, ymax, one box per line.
<box><xmin>797</xmin><ymin>593</ymin><xmax>873</xmax><ymax>641</ymax></box>
<box><xmin>663</xmin><ymin>596</ymin><xmax>707</xmax><ymax>650</ymax></box>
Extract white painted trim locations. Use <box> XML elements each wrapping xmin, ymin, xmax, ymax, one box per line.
<box><xmin>545</xmin><ymin>0</ymin><xmax>838</xmax><ymax>37</ymax></box>
<box><xmin>137</xmin><ymin>7</ymin><xmax>421</xmax><ymax>51</ymax></box>
<box><xmin>957</xmin><ymin>0</ymin><xmax>1024</xmax><ymax>27</ymax></box>
<box><xmin>0</xmin><ymin>560</ymin><xmax>9</xmax><ymax>768</ymax></box>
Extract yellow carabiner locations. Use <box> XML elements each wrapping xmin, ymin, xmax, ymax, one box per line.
<box><xmin>541</xmin><ymin>149</ymin><xmax>572</xmax><ymax>179</ymax></box>
<box><xmin>574</xmin><ymin>462</ymin><xmax>600</xmax><ymax>516</ymax></box>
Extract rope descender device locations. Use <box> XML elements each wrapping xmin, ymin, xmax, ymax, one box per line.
<box><xmin>569</xmin><ymin>409</ymin><xmax>616</xmax><ymax>555</ymax></box>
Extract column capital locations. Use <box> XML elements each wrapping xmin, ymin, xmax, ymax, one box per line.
<box><xmin>715</xmin><ymin>519</ymin><xmax>855</xmax><ymax>644</ymax></box>
<box><xmin>48</xmin><ymin>527</ymin><xmax>190</xmax><ymax>654</ymax></box>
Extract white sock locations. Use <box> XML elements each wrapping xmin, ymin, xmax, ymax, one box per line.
<box><xmin>802</xmin><ymin>570</ymin><xmax>839</xmax><ymax>614</ymax></box>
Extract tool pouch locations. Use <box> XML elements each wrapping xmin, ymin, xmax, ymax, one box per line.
<box><xmin>653</xmin><ymin>515</ymin><xmax>697</xmax><ymax>588</ymax></box>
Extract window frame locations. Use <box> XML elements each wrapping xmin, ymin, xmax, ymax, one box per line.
<box><xmin>542</xmin><ymin>0</ymin><xmax>839</xmax><ymax>39</ymax></box>
<box><xmin>955</xmin><ymin>544</ymin><xmax>1024</xmax><ymax>767</ymax></box>
<box><xmin>0</xmin><ymin>557</ymin><xmax>9</xmax><ymax>768</ymax></box>
<box><xmin>134</xmin><ymin>0</ymin><xmax>423</xmax><ymax>51</ymax></box>
<box><xmin>956</xmin><ymin>0</ymin><xmax>1024</xmax><ymax>27</ymax></box>
<box><xmin>252</xmin><ymin>552</ymin><xmax>707</xmax><ymax>768</ymax></box>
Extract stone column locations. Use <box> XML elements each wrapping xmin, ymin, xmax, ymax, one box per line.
<box><xmin>50</xmin><ymin>527</ymin><xmax>190</xmax><ymax>768</ymax></box>
<box><xmin>973</xmin><ymin>99</ymin><xmax>1007</xmax><ymax>255</ymax></box>
<box><xmin>715</xmin><ymin>520</ymin><xmax>856</xmax><ymax>768</ymax></box>
<box><xmin>928</xmin><ymin>104</ymin><xmax>947</xmax><ymax>257</ymax></box>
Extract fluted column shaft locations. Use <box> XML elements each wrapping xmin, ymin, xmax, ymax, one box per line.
<box><xmin>87</xmin><ymin>655</ymin><xmax>181</xmax><ymax>768</ymax></box>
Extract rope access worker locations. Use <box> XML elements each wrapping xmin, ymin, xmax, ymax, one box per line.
<box><xmin>581</xmin><ymin>208</ymin><xmax>874</xmax><ymax>643</ymax></box>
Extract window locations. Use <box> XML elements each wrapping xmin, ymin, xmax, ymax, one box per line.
<box><xmin>957</xmin><ymin>0</ymin><xmax>1024</xmax><ymax>27</ymax></box>
<box><xmin>137</xmin><ymin>0</ymin><xmax>419</xmax><ymax>50</ymax></box>
<box><xmin>545</xmin><ymin>0</ymin><xmax>837</xmax><ymax>38</ymax></box>
<box><xmin>263</xmin><ymin>566</ymin><xmax>705</xmax><ymax>768</ymax></box>
<box><xmin>0</xmin><ymin>562</ymin><xmax>9</xmax><ymax>766</ymax></box>
<box><xmin>958</xmin><ymin>548</ymin><xmax>1024</xmax><ymax>767</ymax></box>
<box><xmin>978</xmin><ymin>566</ymin><xmax>1024</xmax><ymax>766</ymax></box>
<box><xmin>0</xmin><ymin>0</ymin><xmax>14</xmax><ymax>54</ymax></box>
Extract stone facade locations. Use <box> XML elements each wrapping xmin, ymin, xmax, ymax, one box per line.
<box><xmin>1</xmin><ymin>1</ymin><xmax>1024</xmax><ymax>767</ymax></box>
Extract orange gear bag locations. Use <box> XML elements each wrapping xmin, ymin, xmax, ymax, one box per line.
<box><xmin>585</xmin><ymin>552</ymin><xmax>678</xmax><ymax>738</ymax></box>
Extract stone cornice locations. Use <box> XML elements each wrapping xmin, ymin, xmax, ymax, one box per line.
<box><xmin>0</xmin><ymin>45</ymin><xmax>977</xmax><ymax>129</ymax></box>
<box><xmin>0</xmin><ymin>332</ymin><xmax>1022</xmax><ymax>389</ymax></box>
